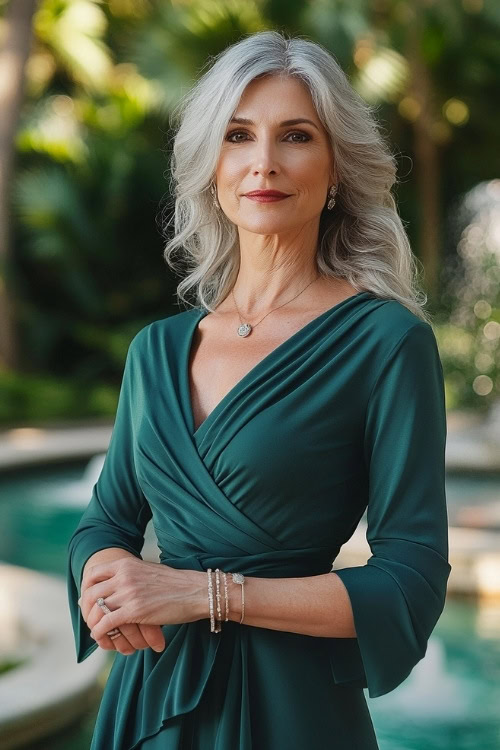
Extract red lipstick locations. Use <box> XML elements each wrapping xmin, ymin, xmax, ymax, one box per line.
<box><xmin>244</xmin><ymin>189</ymin><xmax>291</xmax><ymax>203</ymax></box>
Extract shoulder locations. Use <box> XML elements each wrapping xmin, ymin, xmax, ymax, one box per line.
<box><xmin>127</xmin><ymin>307</ymin><xmax>201</xmax><ymax>355</ymax></box>
<box><xmin>359</xmin><ymin>297</ymin><xmax>444</xmax><ymax>405</ymax></box>
<box><xmin>362</xmin><ymin>294</ymin><xmax>438</xmax><ymax>357</ymax></box>
<box><xmin>358</xmin><ymin>296</ymin><xmax>442</xmax><ymax>394</ymax></box>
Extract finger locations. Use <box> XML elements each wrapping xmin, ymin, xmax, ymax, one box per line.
<box><xmin>114</xmin><ymin>622</ymin><xmax>151</xmax><ymax>651</ymax></box>
<box><xmin>88</xmin><ymin>619</ymin><xmax>165</xmax><ymax>654</ymax></box>
<box><xmin>87</xmin><ymin>606</ymin><xmax>138</xmax><ymax>655</ymax></box>
<box><xmin>92</xmin><ymin>628</ymin><xmax>137</xmax><ymax>655</ymax></box>
<box><xmin>139</xmin><ymin>624</ymin><xmax>166</xmax><ymax>653</ymax></box>
<box><xmin>90</xmin><ymin>604</ymin><xmax>126</xmax><ymax>642</ymax></box>
<box><xmin>86</xmin><ymin>601</ymin><xmax>164</xmax><ymax>652</ymax></box>
<box><xmin>90</xmin><ymin>610</ymin><xmax>165</xmax><ymax>654</ymax></box>
<box><xmin>82</xmin><ymin>561</ymin><xmax>120</xmax><ymax>591</ymax></box>
<box><xmin>86</xmin><ymin>599</ymin><xmax>125</xmax><ymax>639</ymax></box>
<box><xmin>79</xmin><ymin>580</ymin><xmax>117</xmax><ymax>623</ymax></box>
<box><xmin>94</xmin><ymin>624</ymin><xmax>165</xmax><ymax>655</ymax></box>
<box><xmin>85</xmin><ymin>607</ymin><xmax>137</xmax><ymax>655</ymax></box>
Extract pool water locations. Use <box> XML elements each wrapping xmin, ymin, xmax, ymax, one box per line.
<box><xmin>367</xmin><ymin>597</ymin><xmax>500</xmax><ymax>749</ymax></box>
<box><xmin>1</xmin><ymin>461</ymin><xmax>500</xmax><ymax>750</ymax></box>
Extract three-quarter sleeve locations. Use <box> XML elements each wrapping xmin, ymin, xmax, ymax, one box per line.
<box><xmin>333</xmin><ymin>321</ymin><xmax>452</xmax><ymax>698</ymax></box>
<box><xmin>66</xmin><ymin>329</ymin><xmax>152</xmax><ymax>663</ymax></box>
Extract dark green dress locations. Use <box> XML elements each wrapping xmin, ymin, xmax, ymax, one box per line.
<box><xmin>66</xmin><ymin>291</ymin><xmax>451</xmax><ymax>750</ymax></box>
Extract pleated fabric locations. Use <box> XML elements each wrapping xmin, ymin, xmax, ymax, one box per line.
<box><xmin>66</xmin><ymin>291</ymin><xmax>451</xmax><ymax>749</ymax></box>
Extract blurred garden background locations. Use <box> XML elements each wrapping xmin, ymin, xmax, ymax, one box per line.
<box><xmin>1</xmin><ymin>1</ymin><xmax>500</xmax><ymax>749</ymax></box>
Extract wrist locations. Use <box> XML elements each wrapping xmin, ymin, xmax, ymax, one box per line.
<box><xmin>197</xmin><ymin>570</ymin><xmax>245</xmax><ymax>624</ymax></box>
<box><xmin>194</xmin><ymin>570</ymin><xmax>211</xmax><ymax>621</ymax></box>
<box><xmin>227</xmin><ymin>573</ymin><xmax>243</xmax><ymax>623</ymax></box>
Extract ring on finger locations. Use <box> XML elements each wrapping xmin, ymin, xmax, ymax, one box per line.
<box><xmin>96</xmin><ymin>596</ymin><xmax>122</xmax><ymax>640</ymax></box>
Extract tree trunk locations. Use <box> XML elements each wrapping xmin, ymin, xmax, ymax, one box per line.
<box><xmin>405</xmin><ymin>5</ymin><xmax>442</xmax><ymax>303</ymax></box>
<box><xmin>0</xmin><ymin>0</ymin><xmax>38</xmax><ymax>370</ymax></box>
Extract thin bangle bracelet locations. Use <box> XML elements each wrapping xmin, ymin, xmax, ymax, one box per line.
<box><xmin>232</xmin><ymin>572</ymin><xmax>245</xmax><ymax>624</ymax></box>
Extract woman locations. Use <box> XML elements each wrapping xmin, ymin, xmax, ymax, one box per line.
<box><xmin>67</xmin><ymin>31</ymin><xmax>451</xmax><ymax>750</ymax></box>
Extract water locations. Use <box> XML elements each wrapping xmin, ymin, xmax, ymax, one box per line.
<box><xmin>1</xmin><ymin>461</ymin><xmax>500</xmax><ymax>749</ymax></box>
<box><xmin>367</xmin><ymin>598</ymin><xmax>500</xmax><ymax>749</ymax></box>
<box><xmin>446</xmin><ymin>473</ymin><xmax>500</xmax><ymax>530</ymax></box>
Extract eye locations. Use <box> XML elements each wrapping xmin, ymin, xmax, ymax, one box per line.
<box><xmin>225</xmin><ymin>130</ymin><xmax>249</xmax><ymax>143</ymax></box>
<box><xmin>224</xmin><ymin>130</ymin><xmax>312</xmax><ymax>143</ymax></box>
<box><xmin>285</xmin><ymin>131</ymin><xmax>311</xmax><ymax>143</ymax></box>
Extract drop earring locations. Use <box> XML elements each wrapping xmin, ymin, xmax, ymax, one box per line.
<box><xmin>209</xmin><ymin>181</ymin><xmax>220</xmax><ymax>210</ymax></box>
<box><xmin>327</xmin><ymin>184</ymin><xmax>338</xmax><ymax>210</ymax></box>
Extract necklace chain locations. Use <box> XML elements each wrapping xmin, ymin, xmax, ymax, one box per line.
<box><xmin>231</xmin><ymin>274</ymin><xmax>321</xmax><ymax>338</ymax></box>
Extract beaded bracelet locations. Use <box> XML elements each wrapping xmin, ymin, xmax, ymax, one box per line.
<box><xmin>223</xmin><ymin>571</ymin><xmax>229</xmax><ymax>621</ymax></box>
<box><xmin>215</xmin><ymin>568</ymin><xmax>223</xmax><ymax>625</ymax></box>
<box><xmin>207</xmin><ymin>568</ymin><xmax>221</xmax><ymax>633</ymax></box>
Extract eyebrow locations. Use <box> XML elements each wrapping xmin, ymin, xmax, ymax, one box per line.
<box><xmin>229</xmin><ymin>117</ymin><xmax>320</xmax><ymax>131</ymax></box>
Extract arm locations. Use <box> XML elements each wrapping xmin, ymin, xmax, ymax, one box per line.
<box><xmin>215</xmin><ymin>569</ymin><xmax>356</xmax><ymax>638</ymax></box>
<box><xmin>66</xmin><ymin>328</ymin><xmax>153</xmax><ymax>662</ymax></box>
<box><xmin>329</xmin><ymin>322</ymin><xmax>452</xmax><ymax>697</ymax></box>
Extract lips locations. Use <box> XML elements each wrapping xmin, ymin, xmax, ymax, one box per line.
<box><xmin>243</xmin><ymin>190</ymin><xmax>291</xmax><ymax>203</ymax></box>
<box><xmin>244</xmin><ymin>190</ymin><xmax>290</xmax><ymax>197</ymax></box>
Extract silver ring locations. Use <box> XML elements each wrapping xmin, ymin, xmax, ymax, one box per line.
<box><xmin>96</xmin><ymin>596</ymin><xmax>111</xmax><ymax>614</ymax></box>
<box><xmin>96</xmin><ymin>597</ymin><xmax>122</xmax><ymax>639</ymax></box>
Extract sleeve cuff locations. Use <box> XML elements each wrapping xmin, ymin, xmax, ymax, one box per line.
<box><xmin>330</xmin><ymin>539</ymin><xmax>451</xmax><ymax>698</ymax></box>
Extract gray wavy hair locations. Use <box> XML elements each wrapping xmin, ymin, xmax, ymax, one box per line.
<box><xmin>160</xmin><ymin>30</ymin><xmax>430</xmax><ymax>323</ymax></box>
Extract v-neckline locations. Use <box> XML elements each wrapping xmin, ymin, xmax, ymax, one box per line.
<box><xmin>184</xmin><ymin>290</ymin><xmax>372</xmax><ymax>440</ymax></box>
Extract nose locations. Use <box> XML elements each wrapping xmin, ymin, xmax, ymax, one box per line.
<box><xmin>251</xmin><ymin>137</ymin><xmax>281</xmax><ymax>177</ymax></box>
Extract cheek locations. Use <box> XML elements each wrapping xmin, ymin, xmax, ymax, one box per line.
<box><xmin>292</xmin><ymin>151</ymin><xmax>329</xmax><ymax>181</ymax></box>
<box><xmin>217</xmin><ymin>175</ymin><xmax>244</xmax><ymax>204</ymax></box>
<box><xmin>217</xmin><ymin>152</ymin><xmax>245</xmax><ymax>184</ymax></box>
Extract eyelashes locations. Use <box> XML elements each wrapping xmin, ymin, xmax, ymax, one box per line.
<box><xmin>225</xmin><ymin>130</ymin><xmax>312</xmax><ymax>144</ymax></box>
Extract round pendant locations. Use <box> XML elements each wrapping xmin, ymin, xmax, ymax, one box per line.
<box><xmin>237</xmin><ymin>323</ymin><xmax>252</xmax><ymax>337</ymax></box>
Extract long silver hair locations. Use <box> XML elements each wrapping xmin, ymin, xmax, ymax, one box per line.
<box><xmin>160</xmin><ymin>30</ymin><xmax>429</xmax><ymax>323</ymax></box>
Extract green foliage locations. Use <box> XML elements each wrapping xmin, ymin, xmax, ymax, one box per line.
<box><xmin>0</xmin><ymin>657</ymin><xmax>27</xmax><ymax>676</ymax></box>
<box><xmin>4</xmin><ymin>0</ymin><xmax>500</xmax><ymax>421</ymax></box>
<box><xmin>12</xmin><ymin>126</ymin><xmax>171</xmax><ymax>373</ymax></box>
<box><xmin>0</xmin><ymin>368</ymin><xmax>120</xmax><ymax>426</ymax></box>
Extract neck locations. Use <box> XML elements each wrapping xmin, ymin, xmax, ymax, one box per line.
<box><xmin>232</xmin><ymin>227</ymin><xmax>321</xmax><ymax>315</ymax></box>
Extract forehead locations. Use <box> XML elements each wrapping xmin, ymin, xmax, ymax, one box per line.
<box><xmin>234</xmin><ymin>75</ymin><xmax>320</xmax><ymax>123</ymax></box>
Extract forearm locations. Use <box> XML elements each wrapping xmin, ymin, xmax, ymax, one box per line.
<box><xmin>199</xmin><ymin>571</ymin><xmax>357</xmax><ymax>638</ymax></box>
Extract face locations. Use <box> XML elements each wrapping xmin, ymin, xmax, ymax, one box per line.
<box><xmin>215</xmin><ymin>75</ymin><xmax>335</xmax><ymax>237</ymax></box>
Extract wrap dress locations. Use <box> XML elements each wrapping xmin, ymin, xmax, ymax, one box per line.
<box><xmin>66</xmin><ymin>290</ymin><xmax>452</xmax><ymax>750</ymax></box>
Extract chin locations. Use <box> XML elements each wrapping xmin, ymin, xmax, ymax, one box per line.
<box><xmin>237</xmin><ymin>215</ymin><xmax>294</xmax><ymax>234</ymax></box>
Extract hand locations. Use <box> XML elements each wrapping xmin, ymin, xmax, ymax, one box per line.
<box><xmin>78</xmin><ymin>557</ymin><xmax>206</xmax><ymax>654</ymax></box>
<box><xmin>78</xmin><ymin>557</ymin><xmax>165</xmax><ymax>655</ymax></box>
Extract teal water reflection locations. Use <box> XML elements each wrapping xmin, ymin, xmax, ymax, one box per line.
<box><xmin>367</xmin><ymin>597</ymin><xmax>500</xmax><ymax>749</ymax></box>
<box><xmin>1</xmin><ymin>462</ymin><xmax>500</xmax><ymax>749</ymax></box>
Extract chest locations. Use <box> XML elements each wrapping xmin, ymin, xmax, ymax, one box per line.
<box><xmin>187</xmin><ymin>310</ymin><xmax>327</xmax><ymax>433</ymax></box>
<box><xmin>185</xmin><ymin>319</ymin><xmax>369</xmax><ymax>547</ymax></box>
